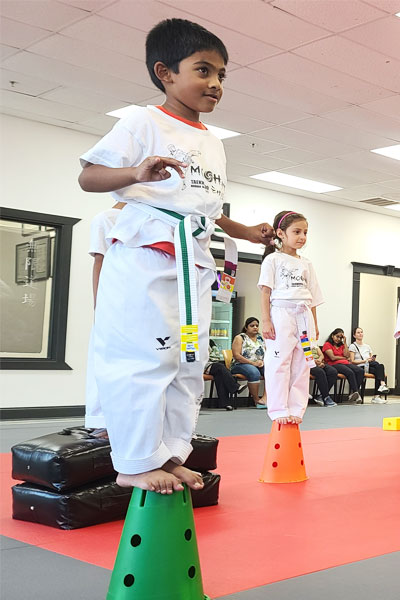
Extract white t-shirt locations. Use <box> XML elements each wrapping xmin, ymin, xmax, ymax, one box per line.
<box><xmin>80</xmin><ymin>105</ymin><xmax>226</xmax><ymax>269</ymax></box>
<box><xmin>395</xmin><ymin>304</ymin><xmax>400</xmax><ymax>339</ymax></box>
<box><xmin>258</xmin><ymin>251</ymin><xmax>324</xmax><ymax>307</ymax></box>
<box><xmin>89</xmin><ymin>208</ymin><xmax>122</xmax><ymax>256</ymax></box>
<box><xmin>348</xmin><ymin>342</ymin><xmax>372</xmax><ymax>361</ymax></box>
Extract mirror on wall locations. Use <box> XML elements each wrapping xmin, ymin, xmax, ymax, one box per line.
<box><xmin>352</xmin><ymin>262</ymin><xmax>400</xmax><ymax>393</ymax></box>
<box><xmin>0</xmin><ymin>207</ymin><xmax>79</xmax><ymax>370</ymax></box>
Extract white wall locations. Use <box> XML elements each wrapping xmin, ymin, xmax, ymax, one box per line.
<box><xmin>1</xmin><ymin>113</ymin><xmax>399</xmax><ymax>409</ymax></box>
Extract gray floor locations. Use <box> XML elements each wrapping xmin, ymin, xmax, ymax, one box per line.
<box><xmin>1</xmin><ymin>400</ymin><xmax>400</xmax><ymax>599</ymax></box>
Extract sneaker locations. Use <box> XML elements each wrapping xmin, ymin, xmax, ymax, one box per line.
<box><xmin>256</xmin><ymin>403</ymin><xmax>267</xmax><ymax>409</ymax></box>
<box><xmin>348</xmin><ymin>391</ymin><xmax>362</xmax><ymax>404</ymax></box>
<box><xmin>237</xmin><ymin>383</ymin><xmax>248</xmax><ymax>395</ymax></box>
<box><xmin>323</xmin><ymin>396</ymin><xmax>337</xmax><ymax>407</ymax></box>
<box><xmin>225</xmin><ymin>405</ymin><xmax>234</xmax><ymax>411</ymax></box>
<box><xmin>313</xmin><ymin>395</ymin><xmax>324</xmax><ymax>407</ymax></box>
<box><xmin>377</xmin><ymin>384</ymin><xmax>390</xmax><ymax>393</ymax></box>
<box><xmin>308</xmin><ymin>394</ymin><xmax>313</xmax><ymax>400</ymax></box>
<box><xmin>371</xmin><ymin>396</ymin><xmax>388</xmax><ymax>404</ymax></box>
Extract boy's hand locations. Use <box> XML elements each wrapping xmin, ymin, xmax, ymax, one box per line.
<box><xmin>263</xmin><ymin>320</ymin><xmax>276</xmax><ymax>340</ymax></box>
<box><xmin>132</xmin><ymin>156</ymin><xmax>187</xmax><ymax>183</ymax></box>
<box><xmin>245</xmin><ymin>222</ymin><xmax>274</xmax><ymax>245</ymax></box>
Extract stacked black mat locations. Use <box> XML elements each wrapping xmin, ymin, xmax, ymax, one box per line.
<box><xmin>11</xmin><ymin>427</ymin><xmax>221</xmax><ymax>529</ymax></box>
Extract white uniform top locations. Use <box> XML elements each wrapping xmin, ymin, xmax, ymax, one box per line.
<box><xmin>80</xmin><ymin>105</ymin><xmax>227</xmax><ymax>270</ymax></box>
<box><xmin>348</xmin><ymin>342</ymin><xmax>372</xmax><ymax>360</ymax></box>
<box><xmin>258</xmin><ymin>251</ymin><xmax>324</xmax><ymax>308</ymax></box>
<box><xmin>88</xmin><ymin>207</ymin><xmax>122</xmax><ymax>257</ymax></box>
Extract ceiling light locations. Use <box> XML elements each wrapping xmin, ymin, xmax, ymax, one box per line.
<box><xmin>204</xmin><ymin>124</ymin><xmax>240</xmax><ymax>140</ymax></box>
<box><xmin>371</xmin><ymin>144</ymin><xmax>400</xmax><ymax>161</ymax></box>
<box><xmin>107</xmin><ymin>106</ymin><xmax>240</xmax><ymax>139</ymax></box>
<box><xmin>395</xmin><ymin>12</ymin><xmax>400</xmax><ymax>17</ymax></box>
<box><xmin>383</xmin><ymin>203</ymin><xmax>400</xmax><ymax>212</ymax></box>
<box><xmin>250</xmin><ymin>171</ymin><xmax>342</xmax><ymax>193</ymax></box>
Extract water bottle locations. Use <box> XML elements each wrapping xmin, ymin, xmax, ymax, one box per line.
<box><xmin>364</xmin><ymin>360</ymin><xmax>369</xmax><ymax>373</ymax></box>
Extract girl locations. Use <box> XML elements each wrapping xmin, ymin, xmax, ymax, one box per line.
<box><xmin>259</xmin><ymin>211</ymin><xmax>323</xmax><ymax>424</ymax></box>
<box><xmin>322</xmin><ymin>328</ymin><xmax>363</xmax><ymax>402</ymax></box>
<box><xmin>349</xmin><ymin>326</ymin><xmax>389</xmax><ymax>403</ymax></box>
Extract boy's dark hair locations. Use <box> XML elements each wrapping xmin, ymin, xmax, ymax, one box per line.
<box><xmin>262</xmin><ymin>211</ymin><xmax>307</xmax><ymax>259</ymax></box>
<box><xmin>146</xmin><ymin>18</ymin><xmax>229</xmax><ymax>93</ymax></box>
<box><xmin>326</xmin><ymin>328</ymin><xmax>344</xmax><ymax>346</ymax></box>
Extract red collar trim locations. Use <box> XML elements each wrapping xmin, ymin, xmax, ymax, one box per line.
<box><xmin>155</xmin><ymin>105</ymin><xmax>207</xmax><ymax>130</ymax></box>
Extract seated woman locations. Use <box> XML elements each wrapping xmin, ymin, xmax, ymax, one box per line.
<box><xmin>322</xmin><ymin>328</ymin><xmax>364</xmax><ymax>403</ymax></box>
<box><xmin>231</xmin><ymin>317</ymin><xmax>267</xmax><ymax>408</ymax></box>
<box><xmin>204</xmin><ymin>343</ymin><xmax>247</xmax><ymax>411</ymax></box>
<box><xmin>310</xmin><ymin>346</ymin><xmax>337</xmax><ymax>407</ymax></box>
<box><xmin>349</xmin><ymin>327</ymin><xmax>389</xmax><ymax>404</ymax></box>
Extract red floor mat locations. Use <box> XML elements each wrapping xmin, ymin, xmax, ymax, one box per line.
<box><xmin>1</xmin><ymin>427</ymin><xmax>400</xmax><ymax>598</ymax></box>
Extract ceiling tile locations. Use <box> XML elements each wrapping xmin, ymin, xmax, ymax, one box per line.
<box><xmin>251</xmin><ymin>126</ymin><xmax>359</xmax><ymax>157</ymax></box>
<box><xmin>226</xmin><ymin>67</ymin><xmax>350</xmax><ymax>115</ymax></box>
<box><xmin>27</xmin><ymin>34</ymin><xmax>150</xmax><ymax>85</ymax></box>
<box><xmin>287</xmin><ymin>116</ymin><xmax>396</xmax><ymax>150</ymax></box>
<box><xmin>343</xmin><ymin>15</ymin><xmax>400</xmax><ymax>60</ymax></box>
<box><xmin>0</xmin><ymin>45</ymin><xmax>20</xmax><ymax>60</ymax></box>
<box><xmin>324</xmin><ymin>106</ymin><xmax>400</xmax><ymax>140</ymax></box>
<box><xmin>250</xmin><ymin>52</ymin><xmax>393</xmax><ymax>105</ymax></box>
<box><xmin>161</xmin><ymin>0</ymin><xmax>329</xmax><ymax>48</ymax></box>
<box><xmin>379</xmin><ymin>178</ymin><xmax>400</xmax><ymax>191</ymax></box>
<box><xmin>225</xmin><ymin>147</ymin><xmax>295</xmax><ymax>171</ymax></box>
<box><xmin>0</xmin><ymin>17</ymin><xmax>51</xmax><ymax>49</ymax></box>
<box><xmin>223</xmin><ymin>134</ymin><xmax>286</xmax><ymax>154</ymax></box>
<box><xmin>2</xmin><ymin>51</ymin><xmax>156</xmax><ymax>101</ymax></box>
<box><xmin>361</xmin><ymin>94</ymin><xmax>400</xmax><ymax>119</ymax></box>
<box><xmin>203</xmin><ymin>109</ymin><xmax>274</xmax><ymax>135</ymax></box>
<box><xmin>41</xmin><ymin>86</ymin><xmax>132</xmax><ymax>113</ymax></box>
<box><xmin>220</xmin><ymin>89</ymin><xmax>310</xmax><ymax>125</ymax></box>
<box><xmin>271</xmin><ymin>0</ymin><xmax>386</xmax><ymax>33</ymax></box>
<box><xmin>327</xmin><ymin>182</ymin><xmax>400</xmax><ymax>201</ymax></box>
<box><xmin>1</xmin><ymin>88</ymin><xmax>96</xmax><ymax>122</ymax></box>
<box><xmin>294</xmin><ymin>36</ymin><xmax>400</xmax><ymax>92</ymax></box>
<box><xmin>61</xmin><ymin>14</ymin><xmax>146</xmax><ymax>61</ymax></box>
<box><xmin>98</xmin><ymin>0</ymin><xmax>184</xmax><ymax>32</ymax></box>
<box><xmin>58</xmin><ymin>0</ymin><xmax>114</xmax><ymax>10</ymax></box>
<box><xmin>359</xmin><ymin>0</ymin><xmax>400</xmax><ymax>14</ymax></box>
<box><xmin>341</xmin><ymin>150</ymin><xmax>400</xmax><ymax>177</ymax></box>
<box><xmin>1</xmin><ymin>68</ymin><xmax>60</xmax><ymax>96</ymax></box>
<box><xmin>76</xmin><ymin>113</ymin><xmax>119</xmax><ymax>133</ymax></box>
<box><xmin>0</xmin><ymin>0</ymin><xmax>88</xmax><ymax>31</ymax></box>
<box><xmin>279</xmin><ymin>163</ymin><xmax>367</xmax><ymax>188</ymax></box>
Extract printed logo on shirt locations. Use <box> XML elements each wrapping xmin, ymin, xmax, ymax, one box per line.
<box><xmin>274</xmin><ymin>350</ymin><xmax>280</xmax><ymax>358</ymax></box>
<box><xmin>156</xmin><ymin>336</ymin><xmax>171</xmax><ymax>350</ymax></box>
<box><xmin>167</xmin><ymin>144</ymin><xmax>225</xmax><ymax>196</ymax></box>
<box><xmin>279</xmin><ymin>266</ymin><xmax>306</xmax><ymax>289</ymax></box>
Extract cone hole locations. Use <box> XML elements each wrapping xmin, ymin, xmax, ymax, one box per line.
<box><xmin>272</xmin><ymin>462</ymin><xmax>278</xmax><ymax>468</ymax></box>
<box><xmin>124</xmin><ymin>574</ymin><xmax>135</xmax><ymax>587</ymax></box>
<box><xmin>185</xmin><ymin>529</ymin><xmax>192</xmax><ymax>541</ymax></box>
<box><xmin>298</xmin><ymin>442</ymin><xmax>301</xmax><ymax>448</ymax></box>
<box><xmin>301</xmin><ymin>460</ymin><xmax>304</xmax><ymax>465</ymax></box>
<box><xmin>188</xmin><ymin>566</ymin><xmax>196</xmax><ymax>579</ymax></box>
<box><xmin>130</xmin><ymin>534</ymin><xmax>141</xmax><ymax>547</ymax></box>
<box><xmin>274</xmin><ymin>443</ymin><xmax>280</xmax><ymax>449</ymax></box>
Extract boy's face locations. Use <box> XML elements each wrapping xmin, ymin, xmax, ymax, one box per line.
<box><xmin>161</xmin><ymin>49</ymin><xmax>226</xmax><ymax>121</ymax></box>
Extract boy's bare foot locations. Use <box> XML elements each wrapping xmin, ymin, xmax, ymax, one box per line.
<box><xmin>116</xmin><ymin>469</ymin><xmax>184</xmax><ymax>494</ymax></box>
<box><xmin>163</xmin><ymin>460</ymin><xmax>204</xmax><ymax>490</ymax></box>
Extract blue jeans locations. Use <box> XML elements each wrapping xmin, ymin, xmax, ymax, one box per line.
<box><xmin>231</xmin><ymin>363</ymin><xmax>264</xmax><ymax>382</ymax></box>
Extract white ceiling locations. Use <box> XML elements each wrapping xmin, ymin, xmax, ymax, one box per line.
<box><xmin>1</xmin><ymin>0</ymin><xmax>400</xmax><ymax>218</ymax></box>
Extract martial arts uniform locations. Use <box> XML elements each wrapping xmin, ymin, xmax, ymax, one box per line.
<box><xmin>258</xmin><ymin>251</ymin><xmax>323</xmax><ymax>421</ymax></box>
<box><xmin>85</xmin><ymin>207</ymin><xmax>122</xmax><ymax>429</ymax></box>
<box><xmin>80</xmin><ymin>105</ymin><xmax>226</xmax><ymax>475</ymax></box>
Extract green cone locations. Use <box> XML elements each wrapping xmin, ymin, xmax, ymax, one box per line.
<box><xmin>107</xmin><ymin>485</ymin><xmax>210</xmax><ymax>600</ymax></box>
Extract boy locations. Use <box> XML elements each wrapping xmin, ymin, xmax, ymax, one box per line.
<box><xmin>79</xmin><ymin>18</ymin><xmax>272</xmax><ymax>494</ymax></box>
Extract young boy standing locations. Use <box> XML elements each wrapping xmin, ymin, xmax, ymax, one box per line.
<box><xmin>79</xmin><ymin>19</ymin><xmax>272</xmax><ymax>494</ymax></box>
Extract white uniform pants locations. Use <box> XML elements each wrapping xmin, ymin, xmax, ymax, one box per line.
<box><xmin>93</xmin><ymin>242</ymin><xmax>213</xmax><ymax>474</ymax></box>
<box><xmin>85</xmin><ymin>328</ymin><xmax>106</xmax><ymax>429</ymax></box>
<box><xmin>265</xmin><ymin>305</ymin><xmax>310</xmax><ymax>420</ymax></box>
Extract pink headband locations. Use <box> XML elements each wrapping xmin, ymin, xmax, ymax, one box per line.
<box><xmin>277</xmin><ymin>211</ymin><xmax>296</xmax><ymax>230</ymax></box>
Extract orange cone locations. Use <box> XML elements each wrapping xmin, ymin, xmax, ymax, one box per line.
<box><xmin>259</xmin><ymin>421</ymin><xmax>308</xmax><ymax>483</ymax></box>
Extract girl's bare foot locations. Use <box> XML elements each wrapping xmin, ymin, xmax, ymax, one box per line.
<box><xmin>275</xmin><ymin>416</ymin><xmax>291</xmax><ymax>424</ymax></box>
<box><xmin>289</xmin><ymin>415</ymin><xmax>302</xmax><ymax>424</ymax></box>
<box><xmin>116</xmin><ymin>469</ymin><xmax>184</xmax><ymax>494</ymax></box>
<box><xmin>163</xmin><ymin>460</ymin><xmax>204</xmax><ymax>490</ymax></box>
